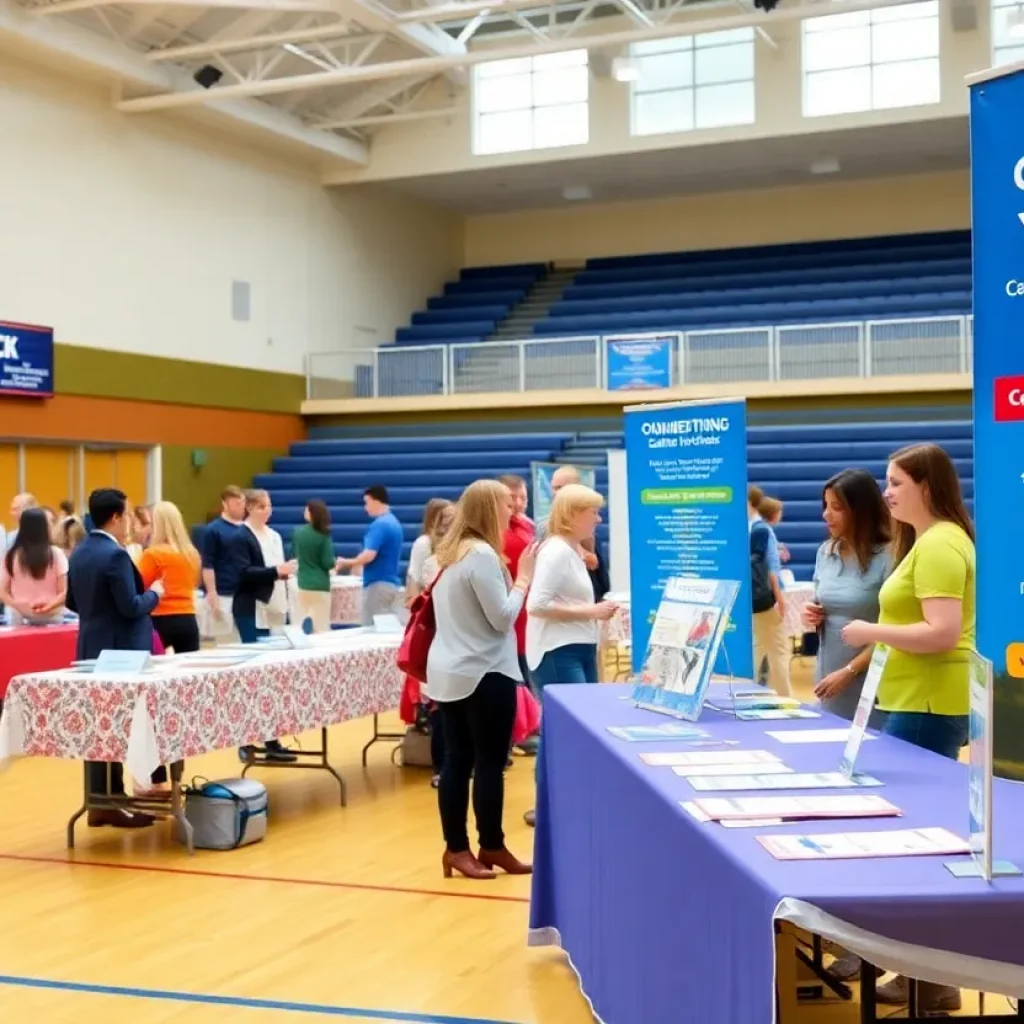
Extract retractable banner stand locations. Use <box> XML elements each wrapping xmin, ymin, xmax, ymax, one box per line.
<box><xmin>969</xmin><ymin>66</ymin><xmax>1024</xmax><ymax>781</ymax></box>
<box><xmin>623</xmin><ymin>398</ymin><xmax>752</xmax><ymax>679</ymax></box>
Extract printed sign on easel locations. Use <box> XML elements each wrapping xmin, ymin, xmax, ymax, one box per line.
<box><xmin>838</xmin><ymin>646</ymin><xmax>888</xmax><ymax>778</ymax></box>
<box><xmin>631</xmin><ymin>577</ymin><xmax>739</xmax><ymax>721</ymax></box>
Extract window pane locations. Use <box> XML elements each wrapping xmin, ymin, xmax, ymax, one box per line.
<box><xmin>533</xmin><ymin>102</ymin><xmax>589</xmax><ymax>148</ymax></box>
<box><xmin>995</xmin><ymin>43</ymin><xmax>1024</xmax><ymax>66</ymax></box>
<box><xmin>695</xmin><ymin>80</ymin><xmax>755</xmax><ymax>128</ymax></box>
<box><xmin>475</xmin><ymin>73</ymin><xmax>532</xmax><ymax>113</ymax></box>
<box><xmin>477</xmin><ymin>57</ymin><xmax>531</xmax><ymax>79</ymax></box>
<box><xmin>533</xmin><ymin>65</ymin><xmax>588</xmax><ymax>105</ymax></box>
<box><xmin>695</xmin><ymin>40</ymin><xmax>754</xmax><ymax>84</ymax></box>
<box><xmin>804</xmin><ymin>66</ymin><xmax>871</xmax><ymax>116</ymax></box>
<box><xmin>872</xmin><ymin>57</ymin><xmax>940</xmax><ymax>108</ymax></box>
<box><xmin>991</xmin><ymin>6</ymin><xmax>1024</xmax><ymax>47</ymax></box>
<box><xmin>871</xmin><ymin>0</ymin><xmax>938</xmax><ymax>21</ymax></box>
<box><xmin>872</xmin><ymin>17</ymin><xmax>939</xmax><ymax>62</ymax></box>
<box><xmin>476</xmin><ymin>110</ymin><xmax>532</xmax><ymax>154</ymax></box>
<box><xmin>532</xmin><ymin>49</ymin><xmax>586</xmax><ymax>71</ymax></box>
<box><xmin>632</xmin><ymin>36</ymin><xmax>692</xmax><ymax>57</ymax></box>
<box><xmin>635</xmin><ymin>50</ymin><xmax>693</xmax><ymax>92</ymax></box>
<box><xmin>697</xmin><ymin>27</ymin><xmax>755</xmax><ymax>46</ymax></box>
<box><xmin>634</xmin><ymin>89</ymin><xmax>694</xmax><ymax>135</ymax></box>
<box><xmin>805</xmin><ymin>10</ymin><xmax>871</xmax><ymax>31</ymax></box>
<box><xmin>803</xmin><ymin>25</ymin><xmax>871</xmax><ymax>71</ymax></box>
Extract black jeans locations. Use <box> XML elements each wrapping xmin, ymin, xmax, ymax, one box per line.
<box><xmin>437</xmin><ymin>672</ymin><xmax>517</xmax><ymax>853</ymax></box>
<box><xmin>429</xmin><ymin>706</ymin><xmax>445</xmax><ymax>774</ymax></box>
<box><xmin>150</xmin><ymin>615</ymin><xmax>200</xmax><ymax>785</ymax></box>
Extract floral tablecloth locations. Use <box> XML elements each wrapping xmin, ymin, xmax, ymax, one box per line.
<box><xmin>0</xmin><ymin>634</ymin><xmax>402</xmax><ymax>784</ymax></box>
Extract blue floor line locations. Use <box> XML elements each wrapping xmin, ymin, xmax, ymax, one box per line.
<box><xmin>0</xmin><ymin>975</ymin><xmax>523</xmax><ymax>1024</ymax></box>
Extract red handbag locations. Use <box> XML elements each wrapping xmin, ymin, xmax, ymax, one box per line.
<box><xmin>397</xmin><ymin>570</ymin><xmax>443</xmax><ymax>682</ymax></box>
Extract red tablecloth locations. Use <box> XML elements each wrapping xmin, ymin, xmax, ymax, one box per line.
<box><xmin>0</xmin><ymin>624</ymin><xmax>78</xmax><ymax>699</ymax></box>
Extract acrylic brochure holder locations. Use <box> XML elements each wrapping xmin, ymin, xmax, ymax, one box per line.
<box><xmin>630</xmin><ymin>577</ymin><xmax>740</xmax><ymax>722</ymax></box>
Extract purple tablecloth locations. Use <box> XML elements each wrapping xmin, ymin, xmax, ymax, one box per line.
<box><xmin>529</xmin><ymin>684</ymin><xmax>1024</xmax><ymax>1024</ymax></box>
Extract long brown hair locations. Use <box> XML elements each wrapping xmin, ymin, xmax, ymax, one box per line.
<box><xmin>889</xmin><ymin>443</ymin><xmax>974</xmax><ymax>565</ymax></box>
<box><xmin>421</xmin><ymin>497</ymin><xmax>452</xmax><ymax>536</ymax></box>
<box><xmin>434</xmin><ymin>480</ymin><xmax>507</xmax><ymax>571</ymax></box>
<box><xmin>822</xmin><ymin>469</ymin><xmax>891</xmax><ymax>571</ymax></box>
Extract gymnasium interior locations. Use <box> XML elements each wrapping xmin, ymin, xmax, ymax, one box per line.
<box><xmin>0</xmin><ymin>0</ymin><xmax>1013</xmax><ymax>1018</ymax></box>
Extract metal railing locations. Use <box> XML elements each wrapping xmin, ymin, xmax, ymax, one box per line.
<box><xmin>305</xmin><ymin>315</ymin><xmax>971</xmax><ymax>401</ymax></box>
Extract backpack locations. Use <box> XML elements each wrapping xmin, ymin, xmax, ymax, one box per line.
<box><xmin>397</xmin><ymin>569</ymin><xmax>443</xmax><ymax>682</ymax></box>
<box><xmin>750</xmin><ymin>520</ymin><xmax>776</xmax><ymax>614</ymax></box>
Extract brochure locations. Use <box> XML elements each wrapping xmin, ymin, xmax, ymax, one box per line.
<box><xmin>687</xmin><ymin>771</ymin><xmax>882</xmax><ymax>793</ymax></box>
<box><xmin>631</xmin><ymin>577</ymin><xmax>740</xmax><ymax>721</ymax></box>
<box><xmin>607</xmin><ymin>724</ymin><xmax>710</xmax><ymax>742</ymax></box>
<box><xmin>735</xmin><ymin>708</ymin><xmax>821</xmax><ymax>721</ymax></box>
<box><xmin>641</xmin><ymin>749</ymin><xmax>780</xmax><ymax>767</ymax></box>
<box><xmin>692</xmin><ymin>795</ymin><xmax>902</xmax><ymax>823</ymax></box>
<box><xmin>766</xmin><ymin>729</ymin><xmax>876</xmax><ymax>744</ymax></box>
<box><xmin>673</xmin><ymin>762</ymin><xmax>794</xmax><ymax>778</ymax></box>
<box><xmin>758</xmin><ymin>827</ymin><xmax>970</xmax><ymax>861</ymax></box>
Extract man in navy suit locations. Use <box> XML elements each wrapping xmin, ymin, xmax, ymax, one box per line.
<box><xmin>67</xmin><ymin>488</ymin><xmax>162</xmax><ymax>829</ymax></box>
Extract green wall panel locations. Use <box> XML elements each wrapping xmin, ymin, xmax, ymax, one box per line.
<box><xmin>162</xmin><ymin>445</ymin><xmax>285</xmax><ymax>527</ymax></box>
<box><xmin>57</xmin><ymin>345</ymin><xmax>305</xmax><ymax>415</ymax></box>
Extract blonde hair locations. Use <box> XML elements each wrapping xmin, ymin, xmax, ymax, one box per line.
<box><xmin>757</xmin><ymin>496</ymin><xmax>783</xmax><ymax>521</ymax></box>
<box><xmin>547</xmin><ymin>483</ymin><xmax>604</xmax><ymax>538</ymax></box>
<box><xmin>421</xmin><ymin>497</ymin><xmax>451</xmax><ymax>536</ymax></box>
<box><xmin>245</xmin><ymin>489</ymin><xmax>270</xmax><ymax>513</ymax></box>
<box><xmin>435</xmin><ymin>479</ymin><xmax>508</xmax><ymax>570</ymax></box>
<box><xmin>429</xmin><ymin>502</ymin><xmax>456</xmax><ymax>553</ymax></box>
<box><xmin>150</xmin><ymin>501</ymin><xmax>201</xmax><ymax>571</ymax></box>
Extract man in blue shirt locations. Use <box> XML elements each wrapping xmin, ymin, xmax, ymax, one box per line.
<box><xmin>201</xmin><ymin>485</ymin><xmax>246</xmax><ymax>633</ymax></box>
<box><xmin>337</xmin><ymin>485</ymin><xmax>404</xmax><ymax>626</ymax></box>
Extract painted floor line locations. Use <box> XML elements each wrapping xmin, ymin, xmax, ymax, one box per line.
<box><xmin>0</xmin><ymin>974</ymin><xmax>524</xmax><ymax>1024</ymax></box>
<box><xmin>0</xmin><ymin>852</ymin><xmax>531</xmax><ymax>904</ymax></box>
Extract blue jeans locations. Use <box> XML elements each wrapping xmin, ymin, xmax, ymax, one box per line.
<box><xmin>532</xmin><ymin>642</ymin><xmax>599</xmax><ymax>785</ymax></box>
<box><xmin>882</xmin><ymin>711</ymin><xmax>969</xmax><ymax>761</ymax></box>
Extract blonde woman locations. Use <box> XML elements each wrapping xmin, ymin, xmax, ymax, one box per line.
<box><xmin>126</xmin><ymin>505</ymin><xmax>152</xmax><ymax>563</ymax></box>
<box><xmin>137</xmin><ymin>500</ymin><xmax>201</xmax><ymax>794</ymax></box>
<box><xmin>244</xmin><ymin>489</ymin><xmax>290</xmax><ymax>634</ymax></box>
<box><xmin>425</xmin><ymin>479</ymin><xmax>536</xmax><ymax>881</ymax></box>
<box><xmin>138</xmin><ymin>501</ymin><xmax>202</xmax><ymax>656</ymax></box>
<box><xmin>407</xmin><ymin>497</ymin><xmax>452</xmax><ymax>601</ymax></box>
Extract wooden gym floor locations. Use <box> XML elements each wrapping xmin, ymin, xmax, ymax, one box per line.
<box><xmin>0</xmin><ymin>657</ymin><xmax>1012</xmax><ymax>1022</ymax></box>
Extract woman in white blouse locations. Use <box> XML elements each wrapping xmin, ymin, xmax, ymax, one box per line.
<box><xmin>527</xmin><ymin>484</ymin><xmax>617</xmax><ymax>690</ymax></box>
<box><xmin>407</xmin><ymin>498</ymin><xmax>451</xmax><ymax>602</ymax></box>
<box><xmin>425</xmin><ymin>479</ymin><xmax>536</xmax><ymax>881</ymax></box>
<box><xmin>245</xmin><ymin>489</ymin><xmax>289</xmax><ymax>633</ymax></box>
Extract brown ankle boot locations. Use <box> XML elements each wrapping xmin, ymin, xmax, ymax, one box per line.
<box><xmin>442</xmin><ymin>850</ymin><xmax>496</xmax><ymax>880</ymax></box>
<box><xmin>478</xmin><ymin>846</ymin><xmax>532</xmax><ymax>875</ymax></box>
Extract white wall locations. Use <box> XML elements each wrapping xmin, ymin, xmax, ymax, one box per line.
<box><xmin>463</xmin><ymin>169</ymin><xmax>971</xmax><ymax>265</ymax></box>
<box><xmin>0</xmin><ymin>54</ymin><xmax>463</xmax><ymax>374</ymax></box>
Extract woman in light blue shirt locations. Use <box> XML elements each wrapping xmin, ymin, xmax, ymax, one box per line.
<box><xmin>803</xmin><ymin>468</ymin><xmax>892</xmax><ymax>722</ymax></box>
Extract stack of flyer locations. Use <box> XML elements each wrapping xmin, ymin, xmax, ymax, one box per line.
<box><xmin>681</xmin><ymin>794</ymin><xmax>902</xmax><ymax>827</ymax></box>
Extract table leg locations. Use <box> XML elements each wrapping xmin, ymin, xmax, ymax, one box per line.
<box><xmin>66</xmin><ymin>764</ymin><xmax>90</xmax><ymax>849</ymax></box>
<box><xmin>241</xmin><ymin>728</ymin><xmax>348</xmax><ymax>806</ymax></box>
<box><xmin>775</xmin><ymin>925</ymin><xmax>799</xmax><ymax>1023</ymax></box>
<box><xmin>361</xmin><ymin>713</ymin><xmax>404</xmax><ymax>767</ymax></box>
<box><xmin>860</xmin><ymin>960</ymin><xmax>877</xmax><ymax>1023</ymax></box>
<box><xmin>170</xmin><ymin>761</ymin><xmax>194</xmax><ymax>856</ymax></box>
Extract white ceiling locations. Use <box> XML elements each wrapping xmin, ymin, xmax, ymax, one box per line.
<box><xmin>376</xmin><ymin>115</ymin><xmax>969</xmax><ymax>213</ymax></box>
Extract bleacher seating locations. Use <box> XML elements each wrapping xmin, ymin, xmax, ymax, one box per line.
<box><xmin>252</xmin><ymin>416</ymin><xmax>974</xmax><ymax>590</ymax></box>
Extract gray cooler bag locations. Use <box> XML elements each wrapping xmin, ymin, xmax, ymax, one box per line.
<box><xmin>183</xmin><ymin>777</ymin><xmax>268</xmax><ymax>850</ymax></box>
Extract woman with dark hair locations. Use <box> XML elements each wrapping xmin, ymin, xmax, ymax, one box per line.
<box><xmin>293</xmin><ymin>498</ymin><xmax>337</xmax><ymax>634</ymax></box>
<box><xmin>0</xmin><ymin>507</ymin><xmax>68</xmax><ymax>624</ymax></box>
<box><xmin>840</xmin><ymin>443</ymin><xmax>974</xmax><ymax>1013</ymax></box>
<box><xmin>802</xmin><ymin>469</ymin><xmax>892</xmax><ymax>723</ymax></box>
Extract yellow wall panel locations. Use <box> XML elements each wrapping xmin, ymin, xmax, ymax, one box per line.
<box><xmin>116</xmin><ymin>449</ymin><xmax>148</xmax><ymax>506</ymax></box>
<box><xmin>0</xmin><ymin>445</ymin><xmax>21</xmax><ymax>531</ymax></box>
<box><xmin>24</xmin><ymin>446</ymin><xmax>74</xmax><ymax>514</ymax></box>
<box><xmin>83</xmin><ymin>450</ymin><xmax>117</xmax><ymax>498</ymax></box>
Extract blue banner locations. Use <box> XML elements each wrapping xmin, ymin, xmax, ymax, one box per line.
<box><xmin>606</xmin><ymin>336</ymin><xmax>673</xmax><ymax>391</ymax></box>
<box><xmin>0</xmin><ymin>320</ymin><xmax>54</xmax><ymax>397</ymax></box>
<box><xmin>624</xmin><ymin>398</ymin><xmax>752</xmax><ymax>678</ymax></box>
<box><xmin>970</xmin><ymin>68</ymin><xmax>1024</xmax><ymax>780</ymax></box>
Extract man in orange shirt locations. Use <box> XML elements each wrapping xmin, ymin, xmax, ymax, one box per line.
<box><xmin>500</xmin><ymin>474</ymin><xmax>538</xmax><ymax>759</ymax></box>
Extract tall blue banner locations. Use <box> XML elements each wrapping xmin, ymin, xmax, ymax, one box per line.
<box><xmin>970</xmin><ymin>68</ymin><xmax>1024</xmax><ymax>780</ymax></box>
<box><xmin>0</xmin><ymin>320</ymin><xmax>54</xmax><ymax>397</ymax></box>
<box><xmin>624</xmin><ymin>398</ymin><xmax>752</xmax><ymax>678</ymax></box>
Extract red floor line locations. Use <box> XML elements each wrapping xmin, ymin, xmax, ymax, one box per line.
<box><xmin>0</xmin><ymin>853</ymin><xmax>531</xmax><ymax>904</ymax></box>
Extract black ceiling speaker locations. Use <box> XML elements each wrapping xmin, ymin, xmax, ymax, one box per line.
<box><xmin>193</xmin><ymin>65</ymin><xmax>223</xmax><ymax>89</ymax></box>
<box><xmin>753</xmin><ymin>0</ymin><xmax>779</xmax><ymax>10</ymax></box>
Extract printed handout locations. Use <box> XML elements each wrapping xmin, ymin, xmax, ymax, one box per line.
<box><xmin>672</xmin><ymin>762</ymin><xmax>794</xmax><ymax>777</ymax></box>
<box><xmin>766</xmin><ymin>729</ymin><xmax>877</xmax><ymax>744</ymax></box>
<box><xmin>607</xmin><ymin>724</ymin><xmax>710</xmax><ymax>742</ymax></box>
<box><xmin>640</xmin><ymin>749</ymin><xmax>780</xmax><ymax>767</ymax></box>
<box><xmin>691</xmin><ymin>795</ymin><xmax>902</xmax><ymax>823</ymax></box>
<box><xmin>758</xmin><ymin>827</ymin><xmax>970</xmax><ymax>861</ymax></box>
<box><xmin>687</xmin><ymin>771</ymin><xmax>883</xmax><ymax>793</ymax></box>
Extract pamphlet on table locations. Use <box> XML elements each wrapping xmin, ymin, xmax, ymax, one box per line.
<box><xmin>767</xmin><ymin>729</ymin><xmax>875</xmax><ymax>744</ymax></box>
<box><xmin>688</xmin><ymin>794</ymin><xmax>902</xmax><ymax>823</ymax></box>
<box><xmin>673</xmin><ymin>762</ymin><xmax>794</xmax><ymax>777</ymax></box>
<box><xmin>687</xmin><ymin>771</ymin><xmax>882</xmax><ymax>792</ymax></box>
<box><xmin>758</xmin><ymin>827</ymin><xmax>970</xmax><ymax>861</ymax></box>
<box><xmin>631</xmin><ymin>576</ymin><xmax>740</xmax><ymax>721</ymax></box>
<box><xmin>607</xmin><ymin>723</ymin><xmax>710</xmax><ymax>742</ymax></box>
<box><xmin>640</xmin><ymin>749</ymin><xmax>778</xmax><ymax>767</ymax></box>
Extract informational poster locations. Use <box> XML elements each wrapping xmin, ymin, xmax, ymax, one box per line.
<box><xmin>969</xmin><ymin>66</ymin><xmax>1024</xmax><ymax>779</ymax></box>
<box><xmin>0</xmin><ymin>320</ymin><xmax>53</xmax><ymax>397</ymax></box>
<box><xmin>605</xmin><ymin>334</ymin><xmax>674</xmax><ymax>391</ymax></box>
<box><xmin>631</xmin><ymin>576</ymin><xmax>739</xmax><ymax>720</ymax></box>
<box><xmin>624</xmin><ymin>398</ymin><xmax>751</xmax><ymax>677</ymax></box>
<box><xmin>530</xmin><ymin>462</ymin><xmax>596</xmax><ymax>529</ymax></box>
<box><xmin>838</xmin><ymin>646</ymin><xmax>888</xmax><ymax>778</ymax></box>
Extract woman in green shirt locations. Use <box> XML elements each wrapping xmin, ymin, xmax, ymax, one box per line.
<box><xmin>841</xmin><ymin>442</ymin><xmax>974</xmax><ymax>759</ymax></box>
<box><xmin>840</xmin><ymin>443</ymin><xmax>973</xmax><ymax>1016</ymax></box>
<box><xmin>293</xmin><ymin>499</ymin><xmax>337</xmax><ymax>633</ymax></box>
